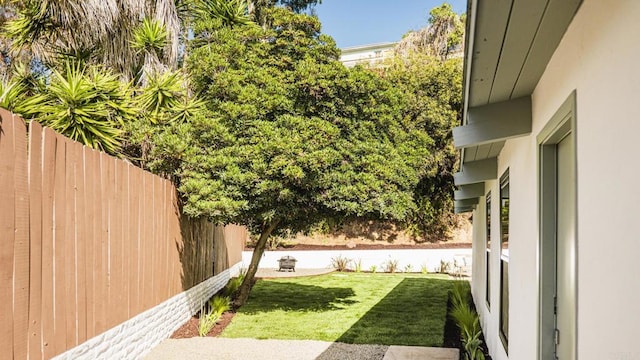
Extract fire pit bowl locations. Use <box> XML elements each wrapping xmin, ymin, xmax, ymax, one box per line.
<box><xmin>278</xmin><ymin>256</ymin><xmax>297</xmax><ymax>272</ymax></box>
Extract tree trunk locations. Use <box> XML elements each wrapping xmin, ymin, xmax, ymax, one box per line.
<box><xmin>233</xmin><ymin>219</ymin><xmax>279</xmax><ymax>307</ymax></box>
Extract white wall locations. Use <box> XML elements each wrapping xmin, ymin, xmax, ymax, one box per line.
<box><xmin>473</xmin><ymin>1</ymin><xmax>640</xmax><ymax>359</ymax></box>
<box><xmin>244</xmin><ymin>249</ymin><xmax>472</xmax><ymax>274</ymax></box>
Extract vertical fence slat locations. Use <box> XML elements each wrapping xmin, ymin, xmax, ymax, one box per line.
<box><xmin>63</xmin><ymin>137</ymin><xmax>77</xmax><ymax>348</ymax></box>
<box><xmin>12</xmin><ymin>114</ymin><xmax>30</xmax><ymax>360</ymax></box>
<box><xmin>83</xmin><ymin>149</ymin><xmax>96</xmax><ymax>339</ymax></box>
<box><xmin>128</xmin><ymin>166</ymin><xmax>140</xmax><ymax>316</ymax></box>
<box><xmin>53</xmin><ymin>133</ymin><xmax>67</xmax><ymax>355</ymax></box>
<box><xmin>74</xmin><ymin>143</ymin><xmax>87</xmax><ymax>343</ymax></box>
<box><xmin>96</xmin><ymin>153</ymin><xmax>108</xmax><ymax>334</ymax></box>
<box><xmin>0</xmin><ymin>111</ymin><xmax>16</xmax><ymax>360</ymax></box>
<box><xmin>41</xmin><ymin>127</ymin><xmax>56</xmax><ymax>359</ymax></box>
<box><xmin>106</xmin><ymin>156</ymin><xmax>117</xmax><ymax>329</ymax></box>
<box><xmin>122</xmin><ymin>162</ymin><xmax>130</xmax><ymax>319</ymax></box>
<box><xmin>27</xmin><ymin>121</ymin><xmax>43</xmax><ymax>360</ymax></box>
<box><xmin>142</xmin><ymin>173</ymin><xmax>153</xmax><ymax>309</ymax></box>
<box><xmin>115</xmin><ymin>159</ymin><xmax>126</xmax><ymax>322</ymax></box>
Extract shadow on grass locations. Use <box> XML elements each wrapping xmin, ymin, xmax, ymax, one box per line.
<box><xmin>333</xmin><ymin>277</ymin><xmax>453</xmax><ymax>347</ymax></box>
<box><xmin>240</xmin><ymin>281</ymin><xmax>357</xmax><ymax>314</ymax></box>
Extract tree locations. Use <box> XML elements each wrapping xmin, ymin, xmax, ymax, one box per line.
<box><xmin>395</xmin><ymin>3</ymin><xmax>464</xmax><ymax>60</ymax></box>
<box><xmin>4</xmin><ymin>0</ymin><xmax>183</xmax><ymax>79</ymax></box>
<box><xmin>380</xmin><ymin>52</ymin><xmax>463</xmax><ymax>241</ymax></box>
<box><xmin>150</xmin><ymin>8</ymin><xmax>433</xmax><ymax>306</ymax></box>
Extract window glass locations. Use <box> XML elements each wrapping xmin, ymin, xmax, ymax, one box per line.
<box><xmin>499</xmin><ymin>171</ymin><xmax>510</xmax><ymax>351</ymax></box>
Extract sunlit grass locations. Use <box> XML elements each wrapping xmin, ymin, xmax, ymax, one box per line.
<box><xmin>221</xmin><ymin>273</ymin><xmax>454</xmax><ymax>346</ymax></box>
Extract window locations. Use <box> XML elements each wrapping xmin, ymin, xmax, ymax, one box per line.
<box><xmin>485</xmin><ymin>192</ymin><xmax>491</xmax><ymax>307</ymax></box>
<box><xmin>499</xmin><ymin>171</ymin><xmax>510</xmax><ymax>352</ymax></box>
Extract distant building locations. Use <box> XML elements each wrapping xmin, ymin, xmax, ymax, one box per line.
<box><xmin>339</xmin><ymin>42</ymin><xmax>397</xmax><ymax>68</ymax></box>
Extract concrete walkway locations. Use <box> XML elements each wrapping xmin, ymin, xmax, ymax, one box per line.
<box><xmin>255</xmin><ymin>267</ymin><xmax>335</xmax><ymax>278</ymax></box>
<box><xmin>144</xmin><ymin>338</ymin><xmax>459</xmax><ymax>360</ymax></box>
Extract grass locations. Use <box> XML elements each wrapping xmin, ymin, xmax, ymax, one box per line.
<box><xmin>221</xmin><ymin>273</ymin><xmax>455</xmax><ymax>346</ymax></box>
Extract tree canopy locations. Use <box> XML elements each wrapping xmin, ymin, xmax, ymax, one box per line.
<box><xmin>149</xmin><ymin>8</ymin><xmax>437</xmax><ymax>304</ymax></box>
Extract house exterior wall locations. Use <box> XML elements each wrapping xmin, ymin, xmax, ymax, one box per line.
<box><xmin>471</xmin><ymin>0</ymin><xmax>640</xmax><ymax>359</ymax></box>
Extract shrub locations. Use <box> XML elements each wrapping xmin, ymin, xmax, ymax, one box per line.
<box><xmin>210</xmin><ymin>295</ymin><xmax>231</xmax><ymax>317</ymax></box>
<box><xmin>437</xmin><ymin>259</ymin><xmax>452</xmax><ymax>274</ymax></box>
<box><xmin>354</xmin><ymin>259</ymin><xmax>363</xmax><ymax>273</ymax></box>
<box><xmin>223</xmin><ymin>276</ymin><xmax>244</xmax><ymax>298</ymax></box>
<box><xmin>369</xmin><ymin>265</ymin><xmax>377</xmax><ymax>273</ymax></box>
<box><xmin>404</xmin><ymin>264</ymin><xmax>414</xmax><ymax>273</ymax></box>
<box><xmin>331</xmin><ymin>255</ymin><xmax>352</xmax><ymax>272</ymax></box>
<box><xmin>420</xmin><ymin>263</ymin><xmax>429</xmax><ymax>274</ymax></box>
<box><xmin>449</xmin><ymin>281</ymin><xmax>485</xmax><ymax>360</ymax></box>
<box><xmin>450</xmin><ymin>280</ymin><xmax>471</xmax><ymax>309</ymax></box>
<box><xmin>382</xmin><ymin>258</ymin><xmax>399</xmax><ymax>273</ymax></box>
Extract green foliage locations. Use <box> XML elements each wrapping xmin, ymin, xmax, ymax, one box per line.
<box><xmin>331</xmin><ymin>255</ymin><xmax>351</xmax><ymax>272</ymax></box>
<box><xmin>223</xmin><ymin>276</ymin><xmax>244</xmax><ymax>298</ymax></box>
<box><xmin>194</xmin><ymin>0</ymin><xmax>252</xmax><ymax>29</ymax></box>
<box><xmin>210</xmin><ymin>295</ymin><xmax>232</xmax><ymax>316</ymax></box>
<box><xmin>154</xmin><ymin>8</ymin><xmax>432</xmax><ymax>239</ymax></box>
<box><xmin>198</xmin><ymin>310</ymin><xmax>219</xmax><ymax>336</ymax></box>
<box><xmin>369</xmin><ymin>265</ymin><xmax>377</xmax><ymax>273</ymax></box>
<box><xmin>354</xmin><ymin>259</ymin><xmax>363</xmax><ymax>273</ymax></box>
<box><xmin>380</xmin><ymin>53</ymin><xmax>463</xmax><ymax>242</ymax></box>
<box><xmin>420</xmin><ymin>263</ymin><xmax>429</xmax><ymax>274</ymax></box>
<box><xmin>449</xmin><ymin>281</ymin><xmax>486</xmax><ymax>360</ymax></box>
<box><xmin>404</xmin><ymin>264</ymin><xmax>414</xmax><ymax>273</ymax></box>
<box><xmin>132</xmin><ymin>17</ymin><xmax>168</xmax><ymax>56</ymax></box>
<box><xmin>18</xmin><ymin>60</ymin><xmax>135</xmax><ymax>154</ymax></box>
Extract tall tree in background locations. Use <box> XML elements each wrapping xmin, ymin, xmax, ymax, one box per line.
<box><xmin>4</xmin><ymin>0</ymin><xmax>183</xmax><ymax>79</ymax></box>
<box><xmin>150</xmin><ymin>8</ymin><xmax>433</xmax><ymax>305</ymax></box>
<box><xmin>381</xmin><ymin>53</ymin><xmax>463</xmax><ymax>241</ymax></box>
<box><xmin>395</xmin><ymin>3</ymin><xmax>464</xmax><ymax>60</ymax></box>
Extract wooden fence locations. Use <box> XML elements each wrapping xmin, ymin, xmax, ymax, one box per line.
<box><xmin>0</xmin><ymin>110</ymin><xmax>247</xmax><ymax>360</ymax></box>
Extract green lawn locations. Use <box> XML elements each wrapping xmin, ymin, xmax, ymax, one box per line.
<box><xmin>221</xmin><ymin>273</ymin><xmax>455</xmax><ymax>346</ymax></box>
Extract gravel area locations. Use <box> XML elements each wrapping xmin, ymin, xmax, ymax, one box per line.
<box><xmin>144</xmin><ymin>338</ymin><xmax>388</xmax><ymax>360</ymax></box>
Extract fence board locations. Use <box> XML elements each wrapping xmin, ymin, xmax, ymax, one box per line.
<box><xmin>41</xmin><ymin>127</ymin><xmax>57</xmax><ymax>359</ymax></box>
<box><xmin>83</xmin><ymin>148</ymin><xmax>97</xmax><ymax>339</ymax></box>
<box><xmin>0</xmin><ymin>110</ymin><xmax>16</xmax><ymax>360</ymax></box>
<box><xmin>115</xmin><ymin>159</ymin><xmax>126</xmax><ymax>322</ymax></box>
<box><xmin>96</xmin><ymin>153</ymin><xmax>108</xmax><ymax>335</ymax></box>
<box><xmin>73</xmin><ymin>142</ymin><xmax>87</xmax><ymax>343</ymax></box>
<box><xmin>53</xmin><ymin>133</ymin><xmax>67</xmax><ymax>354</ymax></box>
<box><xmin>63</xmin><ymin>137</ymin><xmax>77</xmax><ymax>348</ymax></box>
<box><xmin>129</xmin><ymin>167</ymin><xmax>142</xmax><ymax>316</ymax></box>
<box><xmin>27</xmin><ymin>121</ymin><xmax>44</xmax><ymax>359</ymax></box>
<box><xmin>12</xmin><ymin>113</ymin><xmax>30</xmax><ymax>360</ymax></box>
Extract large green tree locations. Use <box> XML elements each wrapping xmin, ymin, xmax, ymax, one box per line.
<box><xmin>150</xmin><ymin>8</ymin><xmax>433</xmax><ymax>305</ymax></box>
<box><xmin>381</xmin><ymin>53</ymin><xmax>463</xmax><ymax>241</ymax></box>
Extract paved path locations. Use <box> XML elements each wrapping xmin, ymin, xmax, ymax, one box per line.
<box><xmin>255</xmin><ymin>267</ymin><xmax>335</xmax><ymax>278</ymax></box>
<box><xmin>144</xmin><ymin>338</ymin><xmax>459</xmax><ymax>360</ymax></box>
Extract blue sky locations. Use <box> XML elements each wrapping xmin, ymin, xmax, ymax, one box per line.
<box><xmin>315</xmin><ymin>0</ymin><xmax>467</xmax><ymax>49</ymax></box>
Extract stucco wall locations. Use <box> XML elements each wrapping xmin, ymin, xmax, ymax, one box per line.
<box><xmin>472</xmin><ymin>1</ymin><xmax>640</xmax><ymax>359</ymax></box>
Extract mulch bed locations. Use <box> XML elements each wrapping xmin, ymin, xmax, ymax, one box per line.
<box><xmin>171</xmin><ymin>311</ymin><xmax>236</xmax><ymax>339</ymax></box>
<box><xmin>246</xmin><ymin>242</ymin><xmax>472</xmax><ymax>251</ymax></box>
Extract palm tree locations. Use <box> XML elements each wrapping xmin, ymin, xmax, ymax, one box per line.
<box><xmin>5</xmin><ymin>0</ymin><xmax>183</xmax><ymax>80</ymax></box>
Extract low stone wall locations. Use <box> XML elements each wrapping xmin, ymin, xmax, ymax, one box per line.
<box><xmin>52</xmin><ymin>263</ymin><xmax>243</xmax><ymax>360</ymax></box>
<box><xmin>242</xmin><ymin>248</ymin><xmax>472</xmax><ymax>274</ymax></box>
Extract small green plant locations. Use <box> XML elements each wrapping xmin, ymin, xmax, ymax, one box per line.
<box><xmin>355</xmin><ymin>259</ymin><xmax>363</xmax><ymax>273</ymax></box>
<box><xmin>420</xmin><ymin>263</ymin><xmax>429</xmax><ymax>274</ymax></box>
<box><xmin>223</xmin><ymin>276</ymin><xmax>244</xmax><ymax>298</ymax></box>
<box><xmin>382</xmin><ymin>258</ymin><xmax>399</xmax><ymax>273</ymax></box>
<box><xmin>462</xmin><ymin>321</ymin><xmax>486</xmax><ymax>360</ymax></box>
<box><xmin>331</xmin><ymin>255</ymin><xmax>352</xmax><ymax>272</ymax></box>
<box><xmin>449</xmin><ymin>281</ymin><xmax>486</xmax><ymax>360</ymax></box>
<box><xmin>450</xmin><ymin>280</ymin><xmax>471</xmax><ymax>309</ymax></box>
<box><xmin>369</xmin><ymin>265</ymin><xmax>377</xmax><ymax>273</ymax></box>
<box><xmin>198</xmin><ymin>309</ymin><xmax>219</xmax><ymax>337</ymax></box>
<box><xmin>438</xmin><ymin>259</ymin><xmax>452</xmax><ymax>274</ymax></box>
<box><xmin>404</xmin><ymin>264</ymin><xmax>414</xmax><ymax>273</ymax></box>
<box><xmin>198</xmin><ymin>295</ymin><xmax>231</xmax><ymax>337</ymax></box>
<box><xmin>210</xmin><ymin>295</ymin><xmax>231</xmax><ymax>317</ymax></box>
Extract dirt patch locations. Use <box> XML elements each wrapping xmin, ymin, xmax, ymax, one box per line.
<box><xmin>171</xmin><ymin>311</ymin><xmax>236</xmax><ymax>339</ymax></box>
<box><xmin>248</xmin><ymin>242</ymin><xmax>472</xmax><ymax>251</ymax></box>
